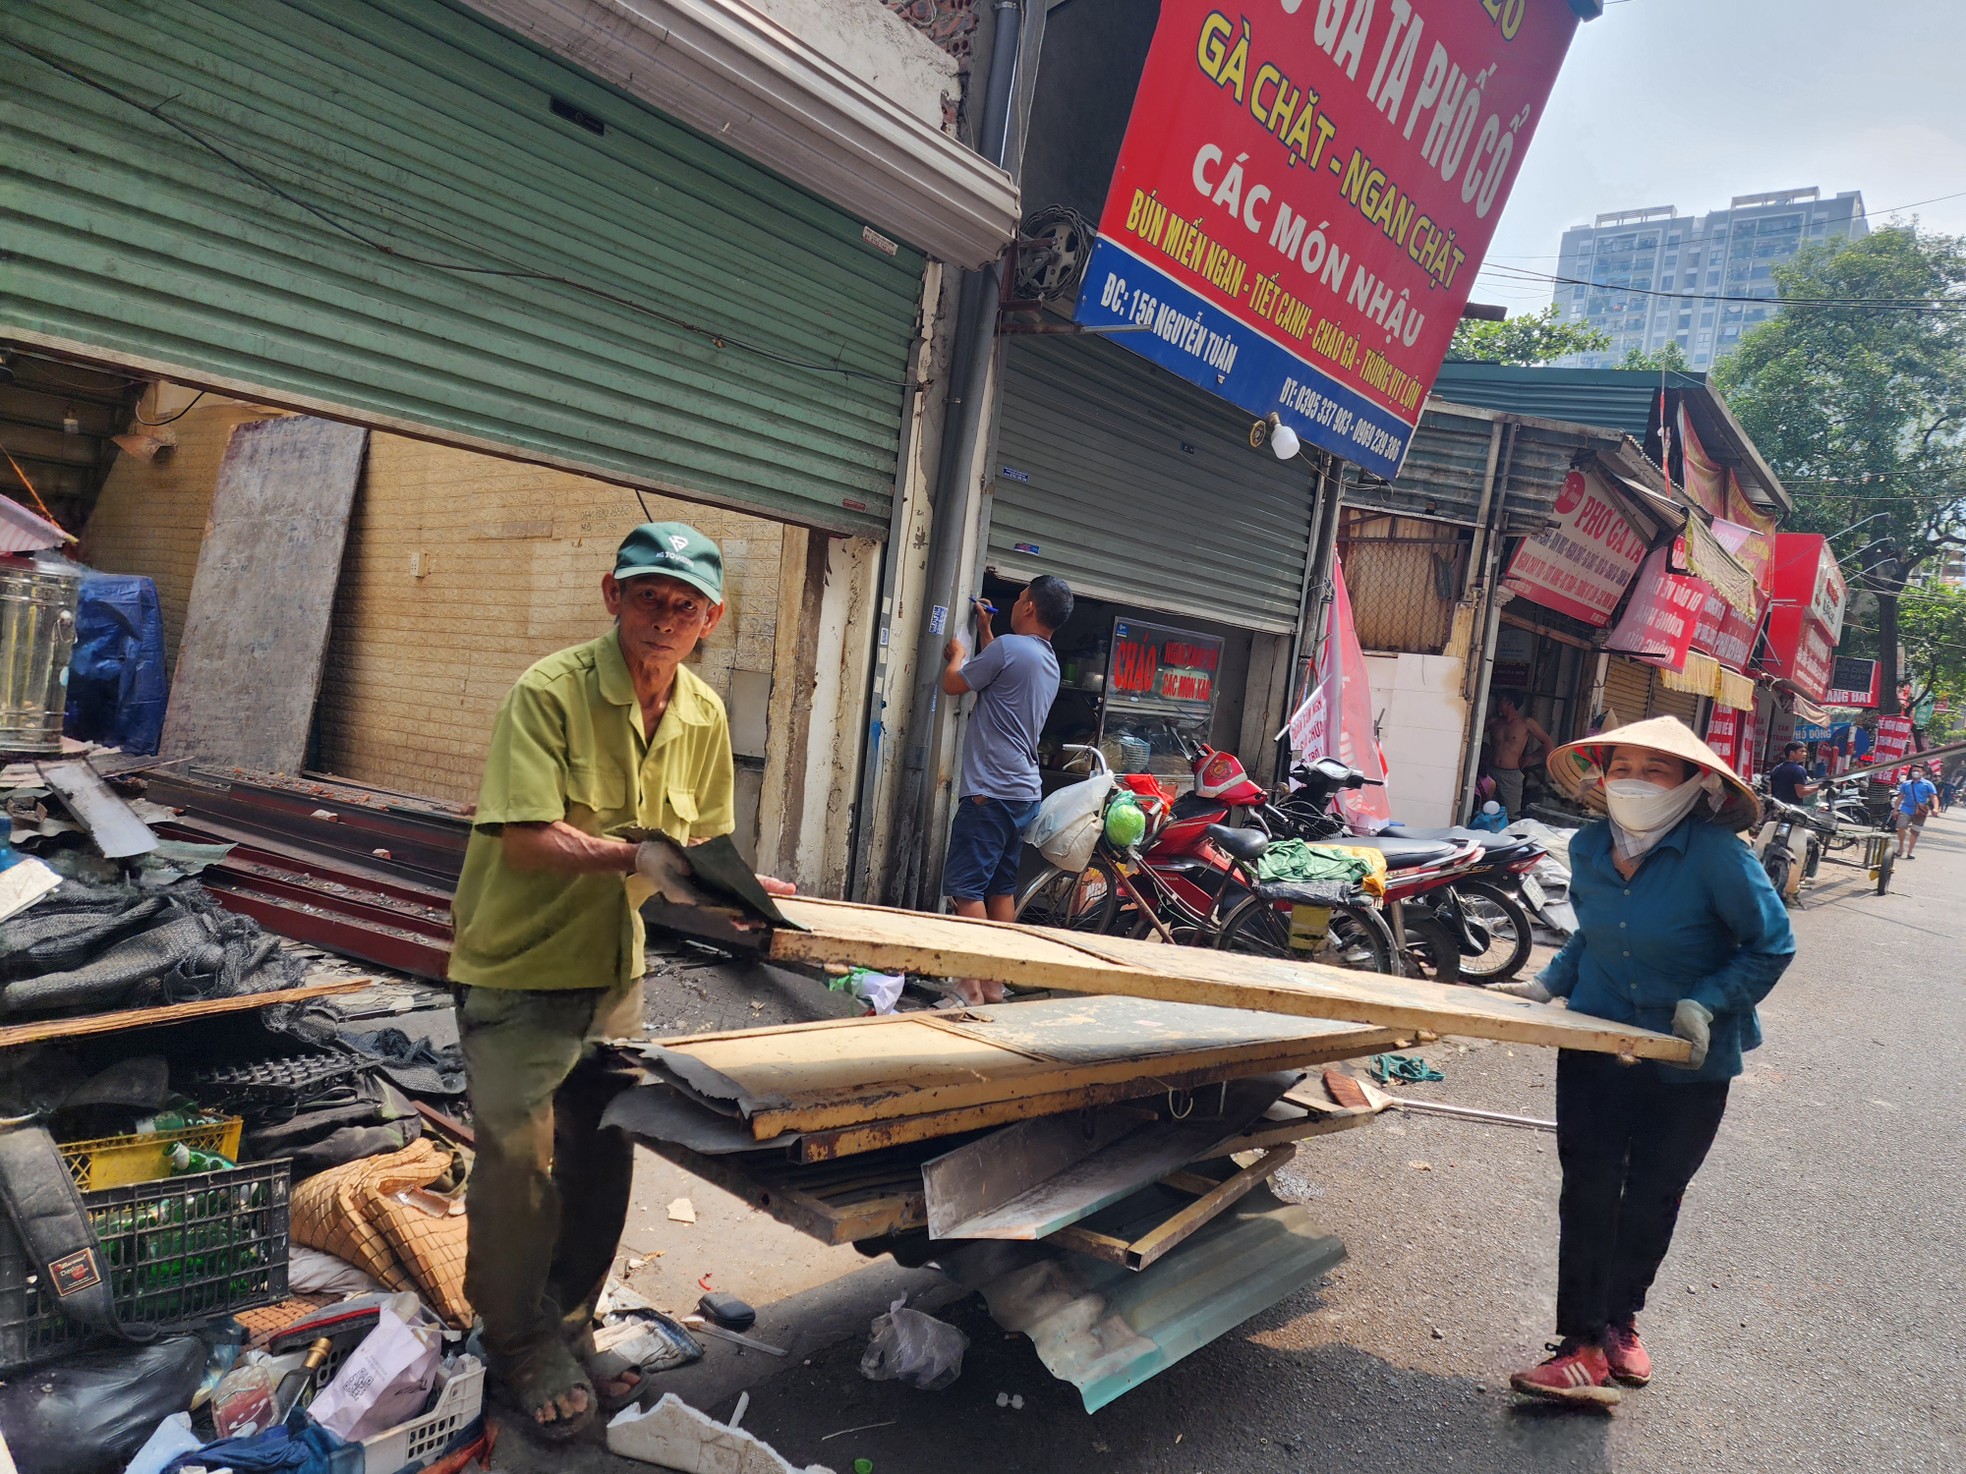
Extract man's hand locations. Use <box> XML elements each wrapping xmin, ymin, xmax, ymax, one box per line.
<box><xmin>941</xmin><ymin>636</ymin><xmax>972</xmax><ymax>696</ymax></box>
<box><xmin>1489</xmin><ymin>977</ymin><xmax>1553</xmax><ymax>1002</ymax></box>
<box><xmin>1666</xmin><ymin>998</ymin><xmax>1712</xmax><ymax>1071</ymax></box>
<box><xmin>756</xmin><ymin>874</ymin><xmax>796</xmax><ymax>897</ymax></box>
<box><xmin>943</xmin><ymin>636</ymin><xmax>967</xmax><ymax>665</ymax></box>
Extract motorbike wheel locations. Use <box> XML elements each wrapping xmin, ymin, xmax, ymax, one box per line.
<box><xmin>1400</xmin><ymin>910</ymin><xmax>1463</xmax><ymax>984</ymax></box>
<box><xmin>1455</xmin><ymin>881</ymin><xmax>1535</xmax><ymax>982</ymax></box>
<box><xmin>1875</xmin><ymin>850</ymin><xmax>1895</xmax><ymax>896</ymax></box>
<box><xmin>1762</xmin><ymin>852</ymin><xmax>1792</xmax><ymax>905</ymax></box>
<box><xmin>1014</xmin><ymin>855</ymin><xmax>1120</xmax><ymax>933</ymax></box>
<box><xmin>1215</xmin><ymin>894</ymin><xmax>1396</xmax><ymax>973</ymax></box>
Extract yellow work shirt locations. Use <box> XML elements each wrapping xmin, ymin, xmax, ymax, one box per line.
<box><xmin>448</xmin><ymin>631</ymin><xmax>735</xmax><ymax>990</ymax></box>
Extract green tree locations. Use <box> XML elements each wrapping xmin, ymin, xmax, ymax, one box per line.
<box><xmin>1897</xmin><ymin>582</ymin><xmax>1966</xmax><ymax>739</ymax></box>
<box><xmin>1712</xmin><ymin>225</ymin><xmax>1966</xmax><ymax>713</ymax></box>
<box><xmin>1448</xmin><ymin>304</ymin><xmax>1609</xmax><ymax>365</ymax></box>
<box><xmin>1619</xmin><ymin>341</ymin><xmax>1690</xmax><ymax>372</ymax></box>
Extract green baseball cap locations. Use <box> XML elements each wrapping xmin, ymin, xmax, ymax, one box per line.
<box><xmin>613</xmin><ymin>522</ymin><xmax>723</xmax><ymax>603</ymax></box>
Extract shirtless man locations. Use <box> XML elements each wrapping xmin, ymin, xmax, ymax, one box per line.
<box><xmin>1487</xmin><ymin>692</ymin><xmax>1554</xmax><ymax>819</ymax></box>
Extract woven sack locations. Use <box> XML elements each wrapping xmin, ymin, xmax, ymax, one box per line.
<box><xmin>289</xmin><ymin>1139</ymin><xmax>448</xmax><ymax>1293</ymax></box>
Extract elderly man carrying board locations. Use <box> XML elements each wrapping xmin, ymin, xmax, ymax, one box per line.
<box><xmin>448</xmin><ymin>522</ymin><xmax>792</xmax><ymax>1440</ymax></box>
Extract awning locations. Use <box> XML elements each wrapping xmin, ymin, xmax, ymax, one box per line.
<box><xmin>1715</xmin><ymin>667</ymin><xmax>1757</xmax><ymax>712</ymax></box>
<box><xmin>462</xmin><ymin>0</ymin><xmax>1020</xmax><ymax>268</ymax></box>
<box><xmin>1683</xmin><ymin>514</ymin><xmax>1757</xmax><ymax>618</ymax></box>
<box><xmin>1791</xmin><ymin>694</ymin><xmax>1831</xmax><ymax>726</ymax></box>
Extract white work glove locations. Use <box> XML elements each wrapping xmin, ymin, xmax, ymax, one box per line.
<box><xmin>633</xmin><ymin>839</ymin><xmax>693</xmax><ymax>900</ymax></box>
<box><xmin>1489</xmin><ymin>977</ymin><xmax>1553</xmax><ymax>1002</ymax></box>
<box><xmin>1667</xmin><ymin>999</ymin><xmax>1713</xmax><ymax>1071</ymax></box>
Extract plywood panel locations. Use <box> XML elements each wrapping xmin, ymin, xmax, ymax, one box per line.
<box><xmin>161</xmin><ymin>416</ymin><xmax>368</xmax><ymax>771</ymax></box>
<box><xmin>766</xmin><ymin>898</ymin><xmax>1689</xmax><ymax>1063</ymax></box>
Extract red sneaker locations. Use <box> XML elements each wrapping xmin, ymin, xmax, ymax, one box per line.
<box><xmin>1509</xmin><ymin>1340</ymin><xmax>1622</xmax><ymax>1406</ymax></box>
<box><xmin>1605</xmin><ymin>1322</ymin><xmax>1652</xmax><ymax>1386</ymax></box>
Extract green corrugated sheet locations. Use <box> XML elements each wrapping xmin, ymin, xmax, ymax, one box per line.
<box><xmin>1</xmin><ymin>0</ymin><xmax>924</xmax><ymax>534</ymax></box>
<box><xmin>1430</xmin><ymin>362</ymin><xmax>1702</xmax><ymax>438</ymax></box>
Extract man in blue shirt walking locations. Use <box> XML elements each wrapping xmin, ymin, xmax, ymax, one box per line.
<box><xmin>1497</xmin><ymin>717</ymin><xmax>1794</xmax><ymax>1405</ymax></box>
<box><xmin>1894</xmin><ymin>763</ymin><xmax>1938</xmax><ymax>859</ymax></box>
<box><xmin>940</xmin><ymin>576</ymin><xmax>1073</xmax><ymax>1002</ymax></box>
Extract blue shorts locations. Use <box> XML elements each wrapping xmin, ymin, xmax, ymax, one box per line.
<box><xmin>944</xmin><ymin>795</ymin><xmax>1042</xmax><ymax>902</ymax></box>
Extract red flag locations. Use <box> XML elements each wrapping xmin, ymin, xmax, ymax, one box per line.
<box><xmin>1284</xmin><ymin>556</ymin><xmax>1393</xmax><ymax>829</ymax></box>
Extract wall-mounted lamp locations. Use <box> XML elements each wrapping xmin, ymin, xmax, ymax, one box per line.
<box><xmin>1249</xmin><ymin>411</ymin><xmax>1301</xmax><ymax>461</ymax></box>
<box><xmin>62</xmin><ymin>408</ymin><xmax>80</xmax><ymax>437</ymax></box>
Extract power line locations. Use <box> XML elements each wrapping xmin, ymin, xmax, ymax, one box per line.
<box><xmin>1474</xmin><ymin>260</ymin><xmax>1966</xmax><ymax>314</ymax></box>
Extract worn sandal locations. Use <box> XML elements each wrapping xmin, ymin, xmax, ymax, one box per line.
<box><xmin>486</xmin><ymin>1338</ymin><xmax>597</xmax><ymax>1444</ymax></box>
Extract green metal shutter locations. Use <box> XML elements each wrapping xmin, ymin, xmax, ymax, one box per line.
<box><xmin>1</xmin><ymin>0</ymin><xmax>923</xmax><ymax>535</ymax></box>
<box><xmin>989</xmin><ymin>336</ymin><xmax>1317</xmax><ymax>634</ymax></box>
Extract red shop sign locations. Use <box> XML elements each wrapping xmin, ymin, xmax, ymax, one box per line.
<box><xmin>1606</xmin><ymin>545</ymin><xmax>1709</xmax><ymax>671</ymax></box>
<box><xmin>1071</xmin><ymin>0</ymin><xmax>1582</xmax><ymax>479</ymax></box>
<box><xmin>1503</xmin><ymin>469</ymin><xmax>1649</xmax><ymax>626</ymax></box>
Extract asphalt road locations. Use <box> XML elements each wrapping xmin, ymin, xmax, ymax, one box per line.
<box><xmin>718</xmin><ymin>810</ymin><xmax>1966</xmax><ymax>1474</ymax></box>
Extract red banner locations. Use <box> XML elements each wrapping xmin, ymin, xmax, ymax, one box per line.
<box><xmin>1503</xmin><ymin>469</ymin><xmax>1649</xmax><ymax>626</ymax></box>
<box><xmin>1607</xmin><ymin>545</ymin><xmax>1709</xmax><ymax>671</ymax></box>
<box><xmin>1074</xmin><ymin>0</ymin><xmax>1580</xmax><ymax>479</ymax></box>
<box><xmin>1676</xmin><ymin>405</ymin><xmax>1729</xmax><ymax>519</ymax></box>
<box><xmin>1286</xmin><ymin>554</ymin><xmax>1392</xmax><ymax>828</ymax></box>
<box><xmin>1706</xmin><ymin>706</ymin><xmax>1741</xmax><ymax>771</ymax></box>
<box><xmin>1692</xmin><ymin>587</ymin><xmax>1762</xmax><ymax>672</ymax></box>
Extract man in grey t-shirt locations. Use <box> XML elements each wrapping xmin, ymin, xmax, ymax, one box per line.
<box><xmin>940</xmin><ymin>576</ymin><xmax>1073</xmax><ymax>1001</ymax></box>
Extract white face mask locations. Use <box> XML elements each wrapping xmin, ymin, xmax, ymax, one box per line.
<box><xmin>1603</xmin><ymin>773</ymin><xmax>1717</xmax><ymax>860</ymax></box>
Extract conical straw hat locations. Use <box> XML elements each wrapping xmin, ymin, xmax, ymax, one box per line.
<box><xmin>1545</xmin><ymin>715</ymin><xmax>1761</xmax><ymax>831</ymax></box>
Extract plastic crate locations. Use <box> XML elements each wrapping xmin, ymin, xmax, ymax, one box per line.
<box><xmin>0</xmin><ymin>1159</ymin><xmax>290</xmax><ymax>1371</ymax></box>
<box><xmin>58</xmin><ymin>1118</ymin><xmax>244</xmax><ymax>1190</ymax></box>
<box><xmin>323</xmin><ymin>1355</ymin><xmax>486</xmax><ymax>1474</ymax></box>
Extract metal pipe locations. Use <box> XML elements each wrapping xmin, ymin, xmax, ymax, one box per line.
<box><xmin>889</xmin><ymin>0</ymin><xmax>1025</xmax><ymax>907</ymax></box>
<box><xmin>1389</xmin><ymin>1097</ymin><xmax>1556</xmax><ymax>1132</ymax></box>
<box><xmin>1456</xmin><ymin>425</ymin><xmax>1516</xmax><ymax>823</ymax></box>
<box><xmin>847</xmin><ymin>261</ymin><xmax>939</xmax><ymax>902</ymax></box>
<box><xmin>1461</xmin><ymin>418</ymin><xmax>1505</xmax><ymax>601</ymax></box>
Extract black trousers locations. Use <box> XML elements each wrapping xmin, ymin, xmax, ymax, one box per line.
<box><xmin>1554</xmin><ymin>1050</ymin><xmax>1730</xmax><ymax>1342</ymax></box>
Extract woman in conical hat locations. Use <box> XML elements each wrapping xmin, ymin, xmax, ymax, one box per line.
<box><xmin>1495</xmin><ymin>717</ymin><xmax>1794</xmax><ymax>1406</ymax></box>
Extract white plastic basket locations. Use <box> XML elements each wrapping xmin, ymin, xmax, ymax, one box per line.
<box><xmin>349</xmin><ymin>1354</ymin><xmax>485</xmax><ymax>1474</ymax></box>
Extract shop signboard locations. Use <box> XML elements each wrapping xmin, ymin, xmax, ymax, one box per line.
<box><xmin>1826</xmin><ymin>656</ymin><xmax>1880</xmax><ymax>709</ymax></box>
<box><xmin>1606</xmin><ymin>545</ymin><xmax>1709</xmax><ymax>672</ymax></box>
<box><xmin>1691</xmin><ymin>586</ymin><xmax>1760</xmax><ymax>673</ymax></box>
<box><xmin>1106</xmin><ymin>618</ymin><xmax>1223</xmax><ymax>727</ymax></box>
<box><xmin>1502</xmin><ymin>469</ymin><xmax>1648</xmax><ymax>626</ymax></box>
<box><xmin>1072</xmin><ymin>0</ymin><xmax>1581</xmax><ymax>480</ymax></box>
<box><xmin>1875</xmin><ymin>713</ymin><xmax>1915</xmax><ymax>766</ymax></box>
<box><xmin>1771</xmin><ymin>532</ymin><xmax>1848</xmax><ymax>644</ymax></box>
<box><xmin>1705</xmin><ymin>706</ymin><xmax>1741</xmax><ymax>771</ymax></box>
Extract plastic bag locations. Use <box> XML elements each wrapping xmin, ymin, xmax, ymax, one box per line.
<box><xmin>0</xmin><ymin>1334</ymin><xmax>205</xmax><ymax>1474</ymax></box>
<box><xmin>307</xmin><ymin>1296</ymin><xmax>442</xmax><ymax>1442</ymax></box>
<box><xmin>1027</xmin><ymin>772</ymin><xmax>1114</xmax><ymax>872</ymax></box>
<box><xmin>859</xmin><ymin>1297</ymin><xmax>968</xmax><ymax>1391</ymax></box>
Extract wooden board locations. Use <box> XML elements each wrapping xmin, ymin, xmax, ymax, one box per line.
<box><xmin>0</xmin><ymin>978</ymin><xmax>368</xmax><ymax>1049</ymax></box>
<box><xmin>161</xmin><ymin>416</ymin><xmax>368</xmax><ymax>772</ymax></box>
<box><xmin>769</xmin><ymin>898</ymin><xmax>1689</xmax><ymax>1063</ymax></box>
<box><xmin>640</xmin><ymin>996</ymin><xmax>1406</xmax><ymax>1140</ymax></box>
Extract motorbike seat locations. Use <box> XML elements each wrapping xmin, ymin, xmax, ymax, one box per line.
<box><xmin>1342</xmin><ymin>834</ymin><xmax>1463</xmax><ymax>868</ymax></box>
<box><xmin>1205</xmin><ymin>824</ymin><xmax>1271</xmax><ymax>863</ymax></box>
<box><xmin>1386</xmin><ymin>823</ymin><xmax>1535</xmax><ymax>854</ymax></box>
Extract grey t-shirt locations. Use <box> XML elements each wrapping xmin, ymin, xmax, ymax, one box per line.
<box><xmin>959</xmin><ymin>633</ymin><xmax>1060</xmax><ymax>802</ymax></box>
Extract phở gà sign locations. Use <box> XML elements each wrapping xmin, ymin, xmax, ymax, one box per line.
<box><xmin>1073</xmin><ymin>0</ymin><xmax>1581</xmax><ymax>479</ymax></box>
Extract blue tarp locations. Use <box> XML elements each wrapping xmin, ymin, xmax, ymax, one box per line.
<box><xmin>64</xmin><ymin>572</ymin><xmax>169</xmax><ymax>755</ymax></box>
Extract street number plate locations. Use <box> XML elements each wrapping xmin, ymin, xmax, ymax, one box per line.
<box><xmin>1521</xmin><ymin>875</ymin><xmax>1546</xmax><ymax>908</ymax></box>
<box><xmin>1289</xmin><ymin>904</ymin><xmax>1333</xmax><ymax>950</ymax></box>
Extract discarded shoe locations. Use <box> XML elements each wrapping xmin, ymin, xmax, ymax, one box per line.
<box><xmin>1605</xmin><ymin>1322</ymin><xmax>1652</xmax><ymax>1386</ymax></box>
<box><xmin>1509</xmin><ymin>1340</ymin><xmax>1622</xmax><ymax>1406</ymax></box>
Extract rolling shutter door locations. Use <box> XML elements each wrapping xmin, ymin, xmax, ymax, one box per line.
<box><xmin>2</xmin><ymin>0</ymin><xmax>923</xmax><ymax>535</ymax></box>
<box><xmin>1650</xmin><ymin>682</ymin><xmax>1702</xmax><ymax>728</ymax></box>
<box><xmin>1602</xmin><ymin>658</ymin><xmax>1652</xmax><ymax>730</ymax></box>
<box><xmin>988</xmin><ymin>336</ymin><xmax>1318</xmax><ymax>634</ymax></box>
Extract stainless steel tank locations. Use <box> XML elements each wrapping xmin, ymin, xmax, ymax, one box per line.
<box><xmin>0</xmin><ymin>560</ymin><xmax>82</xmax><ymax>755</ymax></box>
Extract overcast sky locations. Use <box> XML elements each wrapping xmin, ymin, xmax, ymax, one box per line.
<box><xmin>1475</xmin><ymin>0</ymin><xmax>1966</xmax><ymax>314</ymax></box>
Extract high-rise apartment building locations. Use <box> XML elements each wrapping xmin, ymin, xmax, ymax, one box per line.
<box><xmin>1551</xmin><ymin>188</ymin><xmax>1868</xmax><ymax>369</ymax></box>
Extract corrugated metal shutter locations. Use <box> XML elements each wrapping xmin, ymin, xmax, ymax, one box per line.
<box><xmin>988</xmin><ymin>336</ymin><xmax>1316</xmax><ymax>634</ymax></box>
<box><xmin>1651</xmin><ymin>682</ymin><xmax>1701</xmax><ymax>728</ymax></box>
<box><xmin>2</xmin><ymin>0</ymin><xmax>923</xmax><ymax>535</ymax></box>
<box><xmin>1602</xmin><ymin>658</ymin><xmax>1652</xmax><ymax>729</ymax></box>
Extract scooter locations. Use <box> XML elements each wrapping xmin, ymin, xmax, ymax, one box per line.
<box><xmin>1261</xmin><ymin>757</ymin><xmax>1490</xmax><ymax>983</ymax></box>
<box><xmin>1753</xmin><ymin>795</ymin><xmax>1828</xmax><ymax>904</ymax></box>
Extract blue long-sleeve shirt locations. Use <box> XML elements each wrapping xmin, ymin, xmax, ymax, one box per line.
<box><xmin>1538</xmin><ymin>815</ymin><xmax>1795</xmax><ymax>1083</ymax></box>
